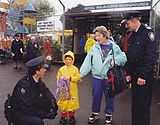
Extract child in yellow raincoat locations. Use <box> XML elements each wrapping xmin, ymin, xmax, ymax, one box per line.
<box><xmin>56</xmin><ymin>51</ymin><xmax>81</xmax><ymax>124</ymax></box>
<box><xmin>84</xmin><ymin>34</ymin><xmax>96</xmax><ymax>53</ymax></box>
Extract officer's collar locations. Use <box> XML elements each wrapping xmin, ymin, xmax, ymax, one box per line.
<box><xmin>32</xmin><ymin>76</ymin><xmax>39</xmax><ymax>83</ymax></box>
<box><xmin>135</xmin><ymin>23</ymin><xmax>141</xmax><ymax>32</ymax></box>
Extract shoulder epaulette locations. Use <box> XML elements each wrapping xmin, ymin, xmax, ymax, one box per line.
<box><xmin>144</xmin><ymin>24</ymin><xmax>152</xmax><ymax>29</ymax></box>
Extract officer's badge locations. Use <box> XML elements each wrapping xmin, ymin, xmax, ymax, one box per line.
<box><xmin>148</xmin><ymin>32</ymin><xmax>155</xmax><ymax>41</ymax></box>
<box><xmin>39</xmin><ymin>93</ymin><xmax>42</xmax><ymax>98</ymax></box>
<box><xmin>21</xmin><ymin>88</ymin><xmax>25</xmax><ymax>94</ymax></box>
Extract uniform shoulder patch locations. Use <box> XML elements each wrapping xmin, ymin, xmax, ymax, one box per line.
<box><xmin>21</xmin><ymin>88</ymin><xmax>25</xmax><ymax>94</ymax></box>
<box><xmin>148</xmin><ymin>32</ymin><xmax>155</xmax><ymax>41</ymax></box>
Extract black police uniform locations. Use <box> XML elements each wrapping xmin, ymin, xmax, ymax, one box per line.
<box><xmin>11</xmin><ymin>37</ymin><xmax>24</xmax><ymax>62</ymax></box>
<box><xmin>25</xmin><ymin>41</ymin><xmax>41</xmax><ymax>62</ymax></box>
<box><xmin>125</xmin><ymin>23</ymin><xmax>157</xmax><ymax>125</ymax></box>
<box><xmin>10</xmin><ymin>56</ymin><xmax>58</xmax><ymax>125</ymax></box>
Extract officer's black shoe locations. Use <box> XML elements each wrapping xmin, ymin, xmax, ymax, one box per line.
<box><xmin>44</xmin><ymin>111</ymin><xmax>57</xmax><ymax>119</ymax></box>
<box><xmin>69</xmin><ymin>116</ymin><xmax>76</xmax><ymax>124</ymax></box>
<box><xmin>60</xmin><ymin>117</ymin><xmax>67</xmax><ymax>124</ymax></box>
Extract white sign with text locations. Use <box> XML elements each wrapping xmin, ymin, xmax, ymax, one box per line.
<box><xmin>37</xmin><ymin>21</ymin><xmax>55</xmax><ymax>32</ymax></box>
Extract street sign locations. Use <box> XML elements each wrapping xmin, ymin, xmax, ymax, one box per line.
<box><xmin>84</xmin><ymin>1</ymin><xmax>151</xmax><ymax>11</ymax></box>
<box><xmin>37</xmin><ymin>21</ymin><xmax>55</xmax><ymax>32</ymax></box>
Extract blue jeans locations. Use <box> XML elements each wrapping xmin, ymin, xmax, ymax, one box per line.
<box><xmin>92</xmin><ymin>77</ymin><xmax>115</xmax><ymax>115</ymax></box>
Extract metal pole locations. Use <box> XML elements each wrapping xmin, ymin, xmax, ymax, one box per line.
<box><xmin>23</xmin><ymin>10</ymin><xmax>24</xmax><ymax>40</ymax></box>
<box><xmin>58</xmin><ymin>0</ymin><xmax>65</xmax><ymax>59</ymax></box>
<box><xmin>149</xmin><ymin>0</ymin><xmax>153</xmax><ymax>27</ymax></box>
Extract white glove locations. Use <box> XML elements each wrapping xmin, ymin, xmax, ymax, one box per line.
<box><xmin>20</xmin><ymin>48</ymin><xmax>23</xmax><ymax>53</ymax></box>
<box><xmin>11</xmin><ymin>53</ymin><xmax>15</xmax><ymax>56</ymax></box>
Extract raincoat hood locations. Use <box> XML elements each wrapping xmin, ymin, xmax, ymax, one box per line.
<box><xmin>63</xmin><ymin>51</ymin><xmax>75</xmax><ymax>65</ymax></box>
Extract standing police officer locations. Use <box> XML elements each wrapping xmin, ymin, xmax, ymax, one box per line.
<box><xmin>122</xmin><ymin>12</ymin><xmax>157</xmax><ymax>125</ymax></box>
<box><xmin>10</xmin><ymin>56</ymin><xmax>58</xmax><ymax>125</ymax></box>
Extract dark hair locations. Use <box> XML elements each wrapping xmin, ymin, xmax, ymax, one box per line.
<box><xmin>15</xmin><ymin>34</ymin><xmax>21</xmax><ymax>37</ymax></box>
<box><xmin>27</xmin><ymin>66</ymin><xmax>42</xmax><ymax>76</ymax></box>
<box><xmin>64</xmin><ymin>55</ymin><xmax>73</xmax><ymax>60</ymax></box>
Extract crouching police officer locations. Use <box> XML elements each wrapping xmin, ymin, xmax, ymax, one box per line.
<box><xmin>122</xmin><ymin>11</ymin><xmax>157</xmax><ymax>125</ymax></box>
<box><xmin>10</xmin><ymin>56</ymin><xmax>58</xmax><ymax>125</ymax></box>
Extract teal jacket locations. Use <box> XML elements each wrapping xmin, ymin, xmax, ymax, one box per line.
<box><xmin>80</xmin><ymin>41</ymin><xmax>127</xmax><ymax>79</ymax></box>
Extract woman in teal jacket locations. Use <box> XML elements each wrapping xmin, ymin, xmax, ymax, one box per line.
<box><xmin>80</xmin><ymin>26</ymin><xmax>127</xmax><ymax>124</ymax></box>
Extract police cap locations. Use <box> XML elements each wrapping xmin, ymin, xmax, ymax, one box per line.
<box><xmin>15</xmin><ymin>33</ymin><xmax>21</xmax><ymax>37</ymax></box>
<box><xmin>25</xmin><ymin>56</ymin><xmax>48</xmax><ymax>68</ymax></box>
<box><xmin>121</xmin><ymin>11</ymin><xmax>141</xmax><ymax>24</ymax></box>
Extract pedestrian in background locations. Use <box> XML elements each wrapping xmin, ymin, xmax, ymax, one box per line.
<box><xmin>84</xmin><ymin>34</ymin><xmax>95</xmax><ymax>53</ymax></box>
<box><xmin>11</xmin><ymin>34</ymin><xmax>24</xmax><ymax>70</ymax></box>
<box><xmin>9</xmin><ymin>56</ymin><xmax>58</xmax><ymax>125</ymax></box>
<box><xmin>80</xmin><ymin>34</ymin><xmax>86</xmax><ymax>54</ymax></box>
<box><xmin>122</xmin><ymin>12</ymin><xmax>157</xmax><ymax>125</ymax></box>
<box><xmin>80</xmin><ymin>34</ymin><xmax>87</xmax><ymax>62</ymax></box>
<box><xmin>25</xmin><ymin>36</ymin><xmax>41</xmax><ymax>61</ymax></box>
<box><xmin>107</xmin><ymin>29</ymin><xmax>115</xmax><ymax>42</ymax></box>
<box><xmin>80</xmin><ymin>26</ymin><xmax>127</xmax><ymax>124</ymax></box>
<box><xmin>42</xmin><ymin>37</ymin><xmax>52</xmax><ymax>57</ymax></box>
<box><xmin>42</xmin><ymin>37</ymin><xmax>52</xmax><ymax>69</ymax></box>
<box><xmin>56</xmin><ymin>51</ymin><xmax>81</xmax><ymax>124</ymax></box>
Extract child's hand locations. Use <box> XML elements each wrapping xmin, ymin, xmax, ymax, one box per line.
<box><xmin>63</xmin><ymin>76</ymin><xmax>71</xmax><ymax>81</ymax></box>
<box><xmin>110</xmin><ymin>59</ymin><xmax>114</xmax><ymax>68</ymax></box>
<box><xmin>78</xmin><ymin>77</ymin><xmax>83</xmax><ymax>83</ymax></box>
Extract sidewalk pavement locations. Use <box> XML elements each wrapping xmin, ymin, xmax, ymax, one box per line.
<box><xmin>0</xmin><ymin>62</ymin><xmax>160</xmax><ymax>125</ymax></box>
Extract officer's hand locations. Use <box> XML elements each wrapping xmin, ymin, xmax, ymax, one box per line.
<box><xmin>49</xmin><ymin>111</ymin><xmax>57</xmax><ymax>119</ymax></box>
<box><xmin>45</xmin><ymin>111</ymin><xmax>57</xmax><ymax>119</ymax></box>
<box><xmin>137</xmin><ymin>77</ymin><xmax>146</xmax><ymax>86</ymax></box>
<box><xmin>126</xmin><ymin>75</ymin><xmax>131</xmax><ymax>82</ymax></box>
<box><xmin>52</xmin><ymin>103</ymin><xmax>58</xmax><ymax>113</ymax></box>
<box><xmin>51</xmin><ymin>99</ymin><xmax>58</xmax><ymax>112</ymax></box>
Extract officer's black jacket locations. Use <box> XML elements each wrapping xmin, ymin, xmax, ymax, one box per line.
<box><xmin>125</xmin><ymin>24</ymin><xmax>157</xmax><ymax>80</ymax></box>
<box><xmin>26</xmin><ymin>41</ymin><xmax>41</xmax><ymax>59</ymax></box>
<box><xmin>11</xmin><ymin>74</ymin><xmax>57</xmax><ymax>118</ymax></box>
<box><xmin>11</xmin><ymin>39</ymin><xmax>24</xmax><ymax>56</ymax></box>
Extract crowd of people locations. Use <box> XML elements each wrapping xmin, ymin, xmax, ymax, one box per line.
<box><xmin>9</xmin><ymin>35</ymin><xmax>53</xmax><ymax>70</ymax></box>
<box><xmin>4</xmin><ymin>11</ymin><xmax>157</xmax><ymax>125</ymax></box>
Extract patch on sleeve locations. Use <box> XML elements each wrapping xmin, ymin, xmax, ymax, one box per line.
<box><xmin>21</xmin><ymin>88</ymin><xmax>25</xmax><ymax>94</ymax></box>
<box><xmin>148</xmin><ymin>32</ymin><xmax>155</xmax><ymax>41</ymax></box>
<box><xmin>145</xmin><ymin>24</ymin><xmax>151</xmax><ymax>29</ymax></box>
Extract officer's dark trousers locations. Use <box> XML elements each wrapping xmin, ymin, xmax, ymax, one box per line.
<box><xmin>13</xmin><ymin>112</ymin><xmax>44</xmax><ymax>125</ymax></box>
<box><xmin>131</xmin><ymin>77</ymin><xmax>153</xmax><ymax>125</ymax></box>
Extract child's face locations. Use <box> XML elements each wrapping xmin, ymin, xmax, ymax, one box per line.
<box><xmin>65</xmin><ymin>57</ymin><xmax>73</xmax><ymax>66</ymax></box>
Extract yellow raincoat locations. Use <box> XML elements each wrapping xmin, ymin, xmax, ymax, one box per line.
<box><xmin>84</xmin><ymin>38</ymin><xmax>95</xmax><ymax>53</ymax></box>
<box><xmin>56</xmin><ymin>51</ymin><xmax>81</xmax><ymax>111</ymax></box>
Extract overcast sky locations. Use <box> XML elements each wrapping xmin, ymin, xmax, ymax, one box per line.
<box><xmin>47</xmin><ymin>0</ymin><xmax>156</xmax><ymax>30</ymax></box>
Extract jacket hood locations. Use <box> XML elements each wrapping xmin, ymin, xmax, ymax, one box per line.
<box><xmin>63</xmin><ymin>51</ymin><xmax>75</xmax><ymax>65</ymax></box>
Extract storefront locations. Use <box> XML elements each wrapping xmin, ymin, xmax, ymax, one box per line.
<box><xmin>150</xmin><ymin>0</ymin><xmax>160</xmax><ymax>78</ymax></box>
<box><xmin>65</xmin><ymin>1</ymin><xmax>152</xmax><ymax>54</ymax></box>
<box><xmin>65</xmin><ymin>0</ymin><xmax>160</xmax><ymax>77</ymax></box>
